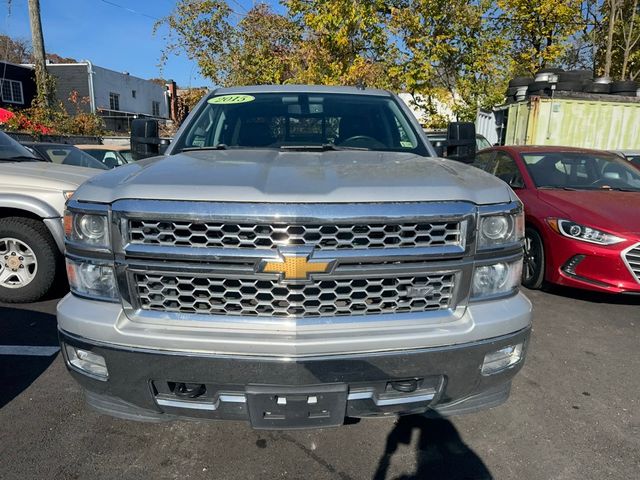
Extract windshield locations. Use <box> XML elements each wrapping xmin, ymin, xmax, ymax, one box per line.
<box><xmin>0</xmin><ymin>130</ymin><xmax>39</xmax><ymax>161</ymax></box>
<box><xmin>174</xmin><ymin>92</ymin><xmax>425</xmax><ymax>154</ymax></box>
<box><xmin>32</xmin><ymin>145</ymin><xmax>109</xmax><ymax>170</ymax></box>
<box><xmin>84</xmin><ymin>148</ymin><xmax>129</xmax><ymax>168</ymax></box>
<box><xmin>476</xmin><ymin>135</ymin><xmax>491</xmax><ymax>151</ymax></box>
<box><xmin>522</xmin><ymin>152</ymin><xmax>640</xmax><ymax>191</ymax></box>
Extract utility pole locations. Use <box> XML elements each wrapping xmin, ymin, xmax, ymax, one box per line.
<box><xmin>27</xmin><ymin>0</ymin><xmax>50</xmax><ymax>106</ymax></box>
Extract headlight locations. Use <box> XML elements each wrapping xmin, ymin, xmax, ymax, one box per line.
<box><xmin>64</xmin><ymin>211</ymin><xmax>109</xmax><ymax>248</ymax></box>
<box><xmin>547</xmin><ymin>218</ymin><xmax>624</xmax><ymax>246</ymax></box>
<box><xmin>471</xmin><ymin>259</ymin><xmax>522</xmax><ymax>298</ymax></box>
<box><xmin>66</xmin><ymin>258</ymin><xmax>119</xmax><ymax>301</ymax></box>
<box><xmin>478</xmin><ymin>211</ymin><xmax>524</xmax><ymax>249</ymax></box>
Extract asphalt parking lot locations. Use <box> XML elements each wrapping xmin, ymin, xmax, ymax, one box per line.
<box><xmin>1</xmin><ymin>287</ymin><xmax>638</xmax><ymax>480</ymax></box>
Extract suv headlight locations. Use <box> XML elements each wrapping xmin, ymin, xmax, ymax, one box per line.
<box><xmin>471</xmin><ymin>259</ymin><xmax>522</xmax><ymax>299</ymax></box>
<box><xmin>547</xmin><ymin>218</ymin><xmax>624</xmax><ymax>246</ymax></box>
<box><xmin>478</xmin><ymin>211</ymin><xmax>524</xmax><ymax>249</ymax></box>
<box><xmin>66</xmin><ymin>258</ymin><xmax>118</xmax><ymax>301</ymax></box>
<box><xmin>64</xmin><ymin>210</ymin><xmax>109</xmax><ymax>249</ymax></box>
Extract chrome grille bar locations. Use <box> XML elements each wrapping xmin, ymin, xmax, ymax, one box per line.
<box><xmin>128</xmin><ymin>219</ymin><xmax>463</xmax><ymax>251</ymax></box>
<box><xmin>623</xmin><ymin>243</ymin><xmax>640</xmax><ymax>284</ymax></box>
<box><xmin>133</xmin><ymin>272</ymin><xmax>456</xmax><ymax>318</ymax></box>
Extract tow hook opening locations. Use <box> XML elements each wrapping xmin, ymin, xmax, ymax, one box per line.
<box><xmin>388</xmin><ymin>379</ymin><xmax>421</xmax><ymax>393</ymax></box>
<box><xmin>169</xmin><ymin>382</ymin><xmax>207</xmax><ymax>399</ymax></box>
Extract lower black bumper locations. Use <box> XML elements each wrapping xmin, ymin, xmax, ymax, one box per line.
<box><xmin>59</xmin><ymin>327</ymin><xmax>530</xmax><ymax>429</ymax></box>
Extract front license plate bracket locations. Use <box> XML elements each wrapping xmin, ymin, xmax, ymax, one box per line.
<box><xmin>246</xmin><ymin>384</ymin><xmax>348</xmax><ymax>430</ymax></box>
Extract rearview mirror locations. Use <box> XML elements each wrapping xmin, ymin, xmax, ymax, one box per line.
<box><xmin>446</xmin><ymin>122</ymin><xmax>476</xmax><ymax>163</ymax></box>
<box><xmin>131</xmin><ymin>119</ymin><xmax>160</xmax><ymax>160</ymax></box>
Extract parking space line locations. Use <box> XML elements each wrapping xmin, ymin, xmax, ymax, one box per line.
<box><xmin>0</xmin><ymin>346</ymin><xmax>60</xmax><ymax>356</ymax></box>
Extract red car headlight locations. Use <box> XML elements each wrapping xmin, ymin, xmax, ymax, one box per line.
<box><xmin>547</xmin><ymin>218</ymin><xmax>625</xmax><ymax>246</ymax></box>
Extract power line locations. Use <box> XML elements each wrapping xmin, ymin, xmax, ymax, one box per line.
<box><xmin>98</xmin><ymin>0</ymin><xmax>159</xmax><ymax>21</ymax></box>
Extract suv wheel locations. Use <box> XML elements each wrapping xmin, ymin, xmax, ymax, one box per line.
<box><xmin>522</xmin><ymin>228</ymin><xmax>545</xmax><ymax>289</ymax></box>
<box><xmin>0</xmin><ymin>217</ymin><xmax>60</xmax><ymax>303</ymax></box>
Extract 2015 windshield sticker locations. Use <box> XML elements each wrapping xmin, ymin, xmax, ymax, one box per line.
<box><xmin>208</xmin><ymin>94</ymin><xmax>255</xmax><ymax>105</ymax></box>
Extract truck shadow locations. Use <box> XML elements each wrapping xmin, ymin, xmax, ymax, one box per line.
<box><xmin>373</xmin><ymin>414</ymin><xmax>492</xmax><ymax>480</ymax></box>
<box><xmin>0</xmin><ymin>305</ymin><xmax>60</xmax><ymax>408</ymax></box>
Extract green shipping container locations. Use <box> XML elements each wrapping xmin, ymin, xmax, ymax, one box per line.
<box><xmin>502</xmin><ymin>94</ymin><xmax>640</xmax><ymax>149</ymax></box>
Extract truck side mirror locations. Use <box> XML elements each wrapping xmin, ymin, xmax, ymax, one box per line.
<box><xmin>446</xmin><ymin>122</ymin><xmax>476</xmax><ymax>163</ymax></box>
<box><xmin>131</xmin><ymin>119</ymin><xmax>160</xmax><ymax>160</ymax></box>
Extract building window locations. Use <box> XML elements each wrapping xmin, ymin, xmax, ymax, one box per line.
<box><xmin>109</xmin><ymin>92</ymin><xmax>120</xmax><ymax>111</ymax></box>
<box><xmin>152</xmin><ymin>101</ymin><xmax>160</xmax><ymax>117</ymax></box>
<box><xmin>1</xmin><ymin>80</ymin><xmax>24</xmax><ymax>104</ymax></box>
<box><xmin>132</xmin><ymin>90</ymin><xmax>136</xmax><ymax>98</ymax></box>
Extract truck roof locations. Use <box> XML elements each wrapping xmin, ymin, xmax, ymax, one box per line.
<box><xmin>212</xmin><ymin>84</ymin><xmax>393</xmax><ymax>97</ymax></box>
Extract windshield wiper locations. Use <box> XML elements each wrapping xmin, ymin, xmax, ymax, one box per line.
<box><xmin>538</xmin><ymin>186</ymin><xmax>579</xmax><ymax>191</ymax></box>
<box><xmin>1</xmin><ymin>155</ymin><xmax>41</xmax><ymax>162</ymax></box>
<box><xmin>598</xmin><ymin>186</ymin><xmax>640</xmax><ymax>192</ymax></box>
<box><xmin>182</xmin><ymin>144</ymin><xmax>228</xmax><ymax>152</ymax></box>
<box><xmin>280</xmin><ymin>144</ymin><xmax>370</xmax><ymax>152</ymax></box>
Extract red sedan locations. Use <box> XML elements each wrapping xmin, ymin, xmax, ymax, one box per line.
<box><xmin>472</xmin><ymin>146</ymin><xmax>640</xmax><ymax>294</ymax></box>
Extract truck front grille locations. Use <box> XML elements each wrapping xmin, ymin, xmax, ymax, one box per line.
<box><xmin>624</xmin><ymin>244</ymin><xmax>640</xmax><ymax>283</ymax></box>
<box><xmin>133</xmin><ymin>272</ymin><xmax>456</xmax><ymax>318</ymax></box>
<box><xmin>127</xmin><ymin>220</ymin><xmax>463</xmax><ymax>250</ymax></box>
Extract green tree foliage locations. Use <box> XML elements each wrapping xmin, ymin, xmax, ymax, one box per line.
<box><xmin>496</xmin><ymin>0</ymin><xmax>585</xmax><ymax>74</ymax></box>
<box><xmin>285</xmin><ymin>0</ymin><xmax>400</xmax><ymax>88</ymax></box>
<box><xmin>155</xmin><ymin>0</ymin><xmax>635</xmax><ymax>122</ymax></box>
<box><xmin>155</xmin><ymin>1</ymin><xmax>299</xmax><ymax>86</ymax></box>
<box><xmin>606</xmin><ymin>0</ymin><xmax>640</xmax><ymax>79</ymax></box>
<box><xmin>390</xmin><ymin>0</ymin><xmax>511</xmax><ymax>122</ymax></box>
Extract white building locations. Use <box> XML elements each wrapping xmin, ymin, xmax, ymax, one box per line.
<box><xmin>42</xmin><ymin>61</ymin><xmax>169</xmax><ymax>132</ymax></box>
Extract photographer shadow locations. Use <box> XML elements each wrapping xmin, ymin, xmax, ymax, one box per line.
<box><xmin>373</xmin><ymin>413</ymin><xmax>492</xmax><ymax>480</ymax></box>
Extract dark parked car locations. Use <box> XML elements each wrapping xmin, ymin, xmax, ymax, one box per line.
<box><xmin>76</xmin><ymin>144</ymin><xmax>133</xmax><ymax>168</ymax></box>
<box><xmin>22</xmin><ymin>142</ymin><xmax>108</xmax><ymax>170</ymax></box>
<box><xmin>473</xmin><ymin>146</ymin><xmax>640</xmax><ymax>294</ymax></box>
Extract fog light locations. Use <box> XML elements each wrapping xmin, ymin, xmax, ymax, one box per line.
<box><xmin>64</xmin><ymin>344</ymin><xmax>108</xmax><ymax>379</ymax></box>
<box><xmin>481</xmin><ymin>343</ymin><xmax>524</xmax><ymax>375</ymax></box>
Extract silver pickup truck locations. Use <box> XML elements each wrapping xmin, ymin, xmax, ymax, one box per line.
<box><xmin>58</xmin><ymin>85</ymin><xmax>532</xmax><ymax>429</ymax></box>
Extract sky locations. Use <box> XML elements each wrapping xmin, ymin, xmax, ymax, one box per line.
<box><xmin>0</xmin><ymin>0</ymin><xmax>274</xmax><ymax>88</ymax></box>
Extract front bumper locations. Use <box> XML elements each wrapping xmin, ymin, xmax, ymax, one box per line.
<box><xmin>59</xmin><ymin>326</ymin><xmax>530</xmax><ymax>428</ymax></box>
<box><xmin>544</xmin><ymin>231</ymin><xmax>640</xmax><ymax>293</ymax></box>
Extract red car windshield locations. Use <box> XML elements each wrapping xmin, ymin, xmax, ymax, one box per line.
<box><xmin>522</xmin><ymin>152</ymin><xmax>640</xmax><ymax>192</ymax></box>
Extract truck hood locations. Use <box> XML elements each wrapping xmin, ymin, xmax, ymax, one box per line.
<box><xmin>76</xmin><ymin>150</ymin><xmax>514</xmax><ymax>205</ymax></box>
<box><xmin>0</xmin><ymin>161</ymin><xmax>97</xmax><ymax>191</ymax></box>
<box><xmin>537</xmin><ymin>189</ymin><xmax>640</xmax><ymax>234</ymax></box>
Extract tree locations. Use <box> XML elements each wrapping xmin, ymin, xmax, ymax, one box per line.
<box><xmin>0</xmin><ymin>35</ymin><xmax>31</xmax><ymax>63</ymax></box>
<box><xmin>616</xmin><ymin>0</ymin><xmax>640</xmax><ymax>79</ymax></box>
<box><xmin>155</xmin><ymin>1</ymin><xmax>300</xmax><ymax>86</ymax></box>
<box><xmin>496</xmin><ymin>0</ymin><xmax>585</xmax><ymax>74</ymax></box>
<box><xmin>390</xmin><ymin>0</ymin><xmax>512</xmax><ymax>122</ymax></box>
<box><xmin>285</xmin><ymin>0</ymin><xmax>400</xmax><ymax>88</ymax></box>
<box><xmin>45</xmin><ymin>53</ymin><xmax>78</xmax><ymax>64</ymax></box>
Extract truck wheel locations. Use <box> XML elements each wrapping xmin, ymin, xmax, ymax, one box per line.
<box><xmin>0</xmin><ymin>217</ymin><xmax>60</xmax><ymax>303</ymax></box>
<box><xmin>522</xmin><ymin>228</ymin><xmax>545</xmax><ymax>289</ymax></box>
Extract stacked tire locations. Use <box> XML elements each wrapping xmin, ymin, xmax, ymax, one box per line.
<box><xmin>610</xmin><ymin>80</ymin><xmax>639</xmax><ymax>97</ymax></box>
<box><xmin>505</xmin><ymin>69</ymin><xmax>639</xmax><ymax>102</ymax></box>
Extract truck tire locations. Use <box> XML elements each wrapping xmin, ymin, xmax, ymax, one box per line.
<box><xmin>556</xmin><ymin>81</ymin><xmax>583</xmax><ymax>92</ymax></box>
<box><xmin>527</xmin><ymin>81</ymin><xmax>551</xmax><ymax>96</ymax></box>
<box><xmin>522</xmin><ymin>228</ymin><xmax>545</xmax><ymax>290</ymax></box>
<box><xmin>0</xmin><ymin>217</ymin><xmax>60</xmax><ymax>303</ymax></box>
<box><xmin>610</xmin><ymin>80</ymin><xmax>638</xmax><ymax>93</ymax></box>
<box><xmin>508</xmin><ymin>77</ymin><xmax>533</xmax><ymax>88</ymax></box>
<box><xmin>558</xmin><ymin>69</ymin><xmax>592</xmax><ymax>82</ymax></box>
<box><xmin>585</xmin><ymin>82</ymin><xmax>610</xmax><ymax>94</ymax></box>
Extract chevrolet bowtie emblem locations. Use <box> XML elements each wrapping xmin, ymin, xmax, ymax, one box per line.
<box><xmin>260</xmin><ymin>255</ymin><xmax>332</xmax><ymax>280</ymax></box>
